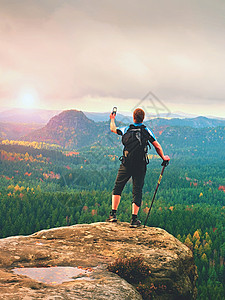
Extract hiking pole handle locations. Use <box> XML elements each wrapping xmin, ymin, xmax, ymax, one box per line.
<box><xmin>161</xmin><ymin>160</ymin><xmax>169</xmax><ymax>167</ymax></box>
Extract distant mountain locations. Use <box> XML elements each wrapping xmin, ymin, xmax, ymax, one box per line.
<box><xmin>1</xmin><ymin>108</ymin><xmax>225</xmax><ymax>147</ymax></box>
<box><xmin>0</xmin><ymin>122</ymin><xmax>43</xmax><ymax>140</ymax></box>
<box><xmin>24</xmin><ymin>110</ymin><xmax>101</xmax><ymax>149</ymax></box>
<box><xmin>1</xmin><ymin>107</ymin><xmax>224</xmax><ymax>128</ymax></box>
<box><xmin>80</xmin><ymin>111</ymin><xmax>198</xmax><ymax>122</ymax></box>
<box><xmin>0</xmin><ymin>108</ymin><xmax>61</xmax><ymax>124</ymax></box>
<box><xmin>146</xmin><ymin>116</ymin><xmax>225</xmax><ymax>129</ymax></box>
<box><xmin>84</xmin><ymin>112</ymin><xmax>131</xmax><ymax>123</ymax></box>
<box><xmin>169</xmin><ymin>111</ymin><xmax>199</xmax><ymax>118</ymax></box>
<box><xmin>158</xmin><ymin>125</ymin><xmax>225</xmax><ymax>160</ymax></box>
<box><xmin>84</xmin><ymin>112</ymin><xmax>225</xmax><ymax>127</ymax></box>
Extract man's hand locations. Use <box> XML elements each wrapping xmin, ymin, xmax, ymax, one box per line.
<box><xmin>163</xmin><ymin>155</ymin><xmax>170</xmax><ymax>161</ymax></box>
<box><xmin>110</xmin><ymin>113</ymin><xmax>117</xmax><ymax>133</ymax></box>
<box><xmin>110</xmin><ymin>113</ymin><xmax>116</xmax><ymax>120</ymax></box>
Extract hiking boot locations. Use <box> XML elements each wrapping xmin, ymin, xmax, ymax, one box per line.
<box><xmin>130</xmin><ymin>219</ymin><xmax>141</xmax><ymax>228</ymax></box>
<box><xmin>106</xmin><ymin>213</ymin><xmax>117</xmax><ymax>222</ymax></box>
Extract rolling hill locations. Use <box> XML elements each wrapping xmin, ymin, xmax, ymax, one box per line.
<box><xmin>0</xmin><ymin>122</ymin><xmax>43</xmax><ymax>140</ymax></box>
<box><xmin>0</xmin><ymin>108</ymin><xmax>224</xmax><ymax>154</ymax></box>
<box><xmin>23</xmin><ymin>110</ymin><xmax>103</xmax><ymax>149</ymax></box>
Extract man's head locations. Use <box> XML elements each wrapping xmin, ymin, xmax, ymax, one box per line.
<box><xmin>133</xmin><ymin>108</ymin><xmax>145</xmax><ymax>123</ymax></box>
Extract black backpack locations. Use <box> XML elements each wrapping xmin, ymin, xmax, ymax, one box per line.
<box><xmin>119</xmin><ymin>124</ymin><xmax>151</xmax><ymax>166</ymax></box>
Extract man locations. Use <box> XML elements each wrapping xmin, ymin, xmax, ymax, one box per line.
<box><xmin>107</xmin><ymin>108</ymin><xmax>170</xmax><ymax>227</ymax></box>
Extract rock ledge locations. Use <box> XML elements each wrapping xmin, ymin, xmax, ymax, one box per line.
<box><xmin>0</xmin><ymin>222</ymin><xmax>197</xmax><ymax>299</ymax></box>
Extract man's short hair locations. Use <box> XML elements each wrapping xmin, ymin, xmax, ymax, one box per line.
<box><xmin>133</xmin><ymin>108</ymin><xmax>145</xmax><ymax>123</ymax></box>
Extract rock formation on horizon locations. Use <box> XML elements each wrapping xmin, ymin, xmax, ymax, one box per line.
<box><xmin>0</xmin><ymin>222</ymin><xmax>197</xmax><ymax>299</ymax></box>
<box><xmin>23</xmin><ymin>109</ymin><xmax>100</xmax><ymax>149</ymax></box>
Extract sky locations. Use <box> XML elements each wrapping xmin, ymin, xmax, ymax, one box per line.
<box><xmin>0</xmin><ymin>0</ymin><xmax>225</xmax><ymax>118</ymax></box>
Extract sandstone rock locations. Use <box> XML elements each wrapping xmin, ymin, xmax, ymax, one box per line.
<box><xmin>0</xmin><ymin>222</ymin><xmax>197</xmax><ymax>299</ymax></box>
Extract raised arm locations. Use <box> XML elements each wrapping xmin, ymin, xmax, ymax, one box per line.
<box><xmin>110</xmin><ymin>113</ymin><xmax>117</xmax><ymax>133</ymax></box>
<box><xmin>152</xmin><ymin>140</ymin><xmax>170</xmax><ymax>162</ymax></box>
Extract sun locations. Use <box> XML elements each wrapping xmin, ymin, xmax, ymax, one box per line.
<box><xmin>18</xmin><ymin>88</ymin><xmax>39</xmax><ymax>109</ymax></box>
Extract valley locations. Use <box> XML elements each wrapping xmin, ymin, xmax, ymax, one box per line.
<box><xmin>0</xmin><ymin>109</ymin><xmax>224</xmax><ymax>299</ymax></box>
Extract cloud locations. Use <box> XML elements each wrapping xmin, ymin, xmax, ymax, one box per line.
<box><xmin>0</xmin><ymin>0</ymin><xmax>225</xmax><ymax>115</ymax></box>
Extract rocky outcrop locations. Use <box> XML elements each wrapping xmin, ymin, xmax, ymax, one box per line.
<box><xmin>0</xmin><ymin>222</ymin><xmax>197</xmax><ymax>299</ymax></box>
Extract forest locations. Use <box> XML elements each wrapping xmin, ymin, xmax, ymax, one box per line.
<box><xmin>0</xmin><ymin>124</ymin><xmax>225</xmax><ymax>299</ymax></box>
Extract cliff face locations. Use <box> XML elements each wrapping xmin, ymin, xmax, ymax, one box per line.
<box><xmin>0</xmin><ymin>222</ymin><xmax>197</xmax><ymax>299</ymax></box>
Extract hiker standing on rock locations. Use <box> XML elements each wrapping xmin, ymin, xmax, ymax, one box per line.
<box><xmin>107</xmin><ymin>108</ymin><xmax>170</xmax><ymax>227</ymax></box>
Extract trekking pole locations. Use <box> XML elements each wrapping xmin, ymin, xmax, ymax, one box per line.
<box><xmin>144</xmin><ymin>160</ymin><xmax>169</xmax><ymax>228</ymax></box>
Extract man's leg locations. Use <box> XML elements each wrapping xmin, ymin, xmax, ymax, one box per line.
<box><xmin>112</xmin><ymin>195</ymin><xmax>121</xmax><ymax>210</ymax></box>
<box><xmin>130</xmin><ymin>163</ymin><xmax>146</xmax><ymax>227</ymax></box>
<box><xmin>132</xmin><ymin>163</ymin><xmax>146</xmax><ymax>208</ymax></box>
<box><xmin>132</xmin><ymin>202</ymin><xmax>139</xmax><ymax>215</ymax></box>
<box><xmin>107</xmin><ymin>164</ymin><xmax>131</xmax><ymax>222</ymax></box>
<box><xmin>107</xmin><ymin>195</ymin><xmax>121</xmax><ymax>222</ymax></box>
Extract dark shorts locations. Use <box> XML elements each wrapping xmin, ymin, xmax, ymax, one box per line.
<box><xmin>112</xmin><ymin>162</ymin><xmax>146</xmax><ymax>207</ymax></box>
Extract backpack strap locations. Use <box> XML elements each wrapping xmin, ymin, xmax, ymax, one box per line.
<box><xmin>140</xmin><ymin>125</ymin><xmax>151</xmax><ymax>150</ymax></box>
